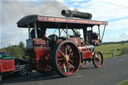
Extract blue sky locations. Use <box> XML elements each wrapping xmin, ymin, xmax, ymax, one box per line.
<box><xmin>0</xmin><ymin>0</ymin><xmax>128</xmax><ymax>48</ymax></box>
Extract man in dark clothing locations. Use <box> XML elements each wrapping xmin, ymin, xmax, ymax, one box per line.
<box><xmin>30</xmin><ymin>27</ymin><xmax>46</xmax><ymax>39</ymax></box>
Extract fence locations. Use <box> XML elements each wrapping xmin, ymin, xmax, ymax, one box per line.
<box><xmin>103</xmin><ymin>52</ymin><xmax>114</xmax><ymax>57</ymax></box>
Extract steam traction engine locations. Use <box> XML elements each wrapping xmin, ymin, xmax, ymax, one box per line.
<box><xmin>17</xmin><ymin>10</ymin><xmax>108</xmax><ymax>76</ymax></box>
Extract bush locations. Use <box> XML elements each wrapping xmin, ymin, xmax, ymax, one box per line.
<box><xmin>119</xmin><ymin>47</ymin><xmax>128</xmax><ymax>55</ymax></box>
<box><xmin>6</xmin><ymin>46</ymin><xmax>24</xmax><ymax>59</ymax></box>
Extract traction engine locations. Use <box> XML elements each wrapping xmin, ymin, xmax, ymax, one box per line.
<box><xmin>17</xmin><ymin>10</ymin><xmax>108</xmax><ymax>76</ymax></box>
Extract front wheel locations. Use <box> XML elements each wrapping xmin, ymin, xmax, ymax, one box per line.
<box><xmin>52</xmin><ymin>40</ymin><xmax>81</xmax><ymax>76</ymax></box>
<box><xmin>92</xmin><ymin>52</ymin><xmax>103</xmax><ymax>68</ymax></box>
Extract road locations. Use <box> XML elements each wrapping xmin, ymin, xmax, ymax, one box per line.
<box><xmin>1</xmin><ymin>55</ymin><xmax>128</xmax><ymax>85</ymax></box>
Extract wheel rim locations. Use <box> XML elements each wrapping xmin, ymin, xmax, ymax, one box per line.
<box><xmin>54</xmin><ymin>41</ymin><xmax>80</xmax><ymax>76</ymax></box>
<box><xmin>93</xmin><ymin>52</ymin><xmax>103</xmax><ymax>68</ymax></box>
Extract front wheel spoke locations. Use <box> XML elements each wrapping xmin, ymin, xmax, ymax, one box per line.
<box><xmin>98</xmin><ymin>59</ymin><xmax>101</xmax><ymax>65</ymax></box>
<box><xmin>98</xmin><ymin>56</ymin><xmax>101</xmax><ymax>61</ymax></box>
<box><xmin>95</xmin><ymin>58</ymin><xmax>99</xmax><ymax>61</ymax></box>
<box><xmin>95</xmin><ymin>54</ymin><xmax>98</xmax><ymax>58</ymax></box>
<box><xmin>95</xmin><ymin>58</ymin><xmax>100</xmax><ymax>65</ymax></box>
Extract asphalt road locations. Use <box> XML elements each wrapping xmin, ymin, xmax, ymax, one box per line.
<box><xmin>1</xmin><ymin>55</ymin><xmax>128</xmax><ymax>85</ymax></box>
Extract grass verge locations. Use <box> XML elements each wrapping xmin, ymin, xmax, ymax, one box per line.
<box><xmin>120</xmin><ymin>80</ymin><xmax>128</xmax><ymax>85</ymax></box>
<box><xmin>95</xmin><ymin>43</ymin><xmax>128</xmax><ymax>58</ymax></box>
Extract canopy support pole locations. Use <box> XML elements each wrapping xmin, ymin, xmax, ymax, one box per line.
<box><xmin>101</xmin><ymin>25</ymin><xmax>106</xmax><ymax>41</ymax></box>
<box><xmin>28</xmin><ymin>25</ymin><xmax>31</xmax><ymax>39</ymax></box>
<box><xmin>66</xmin><ymin>24</ymin><xmax>68</xmax><ymax>38</ymax></box>
<box><xmin>83</xmin><ymin>26</ymin><xmax>87</xmax><ymax>42</ymax></box>
<box><xmin>34</xmin><ymin>23</ymin><xmax>38</xmax><ymax>38</ymax></box>
<box><xmin>59</xmin><ymin>28</ymin><xmax>61</xmax><ymax>37</ymax></box>
<box><xmin>98</xmin><ymin>25</ymin><xmax>101</xmax><ymax>41</ymax></box>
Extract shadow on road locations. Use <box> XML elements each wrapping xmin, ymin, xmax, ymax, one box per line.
<box><xmin>1</xmin><ymin>66</ymin><xmax>96</xmax><ymax>84</ymax></box>
<box><xmin>0</xmin><ymin>72</ymin><xmax>63</xmax><ymax>84</ymax></box>
<box><xmin>79</xmin><ymin>67</ymin><xmax>95</xmax><ymax>70</ymax></box>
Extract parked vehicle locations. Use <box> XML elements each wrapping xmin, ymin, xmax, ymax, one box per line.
<box><xmin>0</xmin><ymin>52</ymin><xmax>31</xmax><ymax>80</ymax></box>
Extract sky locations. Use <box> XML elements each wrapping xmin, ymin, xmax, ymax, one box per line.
<box><xmin>0</xmin><ymin>0</ymin><xmax>128</xmax><ymax>48</ymax></box>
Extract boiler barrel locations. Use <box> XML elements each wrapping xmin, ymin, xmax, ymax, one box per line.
<box><xmin>61</xmin><ymin>10</ymin><xmax>92</xmax><ymax>19</ymax></box>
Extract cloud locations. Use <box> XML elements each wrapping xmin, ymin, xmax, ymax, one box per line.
<box><xmin>103</xmin><ymin>0</ymin><xmax>128</xmax><ymax>8</ymax></box>
<box><xmin>104</xmin><ymin>31</ymin><xmax>128</xmax><ymax>42</ymax></box>
<box><xmin>55</xmin><ymin>0</ymin><xmax>64</xmax><ymax>2</ymax></box>
<box><xmin>0</xmin><ymin>0</ymin><xmax>68</xmax><ymax>48</ymax></box>
<box><xmin>64</xmin><ymin>0</ymin><xmax>128</xmax><ymax>42</ymax></box>
<box><xmin>64</xmin><ymin>0</ymin><xmax>128</xmax><ymax>21</ymax></box>
<box><xmin>121</xmin><ymin>32</ymin><xmax>128</xmax><ymax>37</ymax></box>
<box><xmin>108</xmin><ymin>16</ymin><xmax>128</xmax><ymax>22</ymax></box>
<box><xmin>107</xmin><ymin>19</ymin><xmax>128</xmax><ymax>30</ymax></box>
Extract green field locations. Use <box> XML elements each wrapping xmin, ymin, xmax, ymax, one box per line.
<box><xmin>95</xmin><ymin>43</ymin><xmax>128</xmax><ymax>58</ymax></box>
<box><xmin>120</xmin><ymin>80</ymin><xmax>128</xmax><ymax>85</ymax></box>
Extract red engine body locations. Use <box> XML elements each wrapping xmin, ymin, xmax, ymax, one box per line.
<box><xmin>26</xmin><ymin>38</ymin><xmax>93</xmax><ymax>72</ymax></box>
<box><xmin>26</xmin><ymin>39</ymin><xmax>51</xmax><ymax>72</ymax></box>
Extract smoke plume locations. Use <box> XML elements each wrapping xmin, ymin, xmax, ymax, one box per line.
<box><xmin>0</xmin><ymin>0</ymin><xmax>68</xmax><ymax>48</ymax></box>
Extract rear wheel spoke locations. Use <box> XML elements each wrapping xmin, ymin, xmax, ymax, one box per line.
<box><xmin>57</xmin><ymin>57</ymin><xmax>64</xmax><ymax>61</ymax></box>
<box><xmin>66</xmin><ymin>63</ymin><xmax>70</xmax><ymax>72</ymax></box>
<box><xmin>68</xmin><ymin>52</ymin><xmax>73</xmax><ymax>56</ymax></box>
<box><xmin>58</xmin><ymin>62</ymin><xmax>64</xmax><ymax>70</ymax></box>
<box><xmin>64</xmin><ymin>63</ymin><xmax>67</xmax><ymax>73</ymax></box>
<box><xmin>69</xmin><ymin>59</ymin><xmax>73</xmax><ymax>63</ymax></box>
<box><xmin>68</xmin><ymin>62</ymin><xmax>74</xmax><ymax>69</ymax></box>
<box><xmin>70</xmin><ymin>56</ymin><xmax>76</xmax><ymax>59</ymax></box>
<box><xmin>65</xmin><ymin>45</ymin><xmax>68</xmax><ymax>55</ymax></box>
<box><xmin>58</xmin><ymin>49</ymin><xmax>65</xmax><ymax>56</ymax></box>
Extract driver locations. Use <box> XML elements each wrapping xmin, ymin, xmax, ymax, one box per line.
<box><xmin>30</xmin><ymin>26</ymin><xmax>49</xmax><ymax>40</ymax></box>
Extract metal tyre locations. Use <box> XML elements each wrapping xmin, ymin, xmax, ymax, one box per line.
<box><xmin>92</xmin><ymin>51</ymin><xmax>103</xmax><ymax>68</ymax></box>
<box><xmin>52</xmin><ymin>40</ymin><xmax>81</xmax><ymax>76</ymax></box>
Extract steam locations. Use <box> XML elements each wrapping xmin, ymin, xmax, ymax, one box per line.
<box><xmin>0</xmin><ymin>0</ymin><xmax>68</xmax><ymax>48</ymax></box>
<box><xmin>1</xmin><ymin>0</ymin><xmax>68</xmax><ymax>23</ymax></box>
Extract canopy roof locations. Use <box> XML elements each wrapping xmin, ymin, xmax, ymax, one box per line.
<box><xmin>17</xmin><ymin>15</ymin><xmax>108</xmax><ymax>29</ymax></box>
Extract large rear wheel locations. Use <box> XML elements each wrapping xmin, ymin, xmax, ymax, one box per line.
<box><xmin>52</xmin><ymin>40</ymin><xmax>81</xmax><ymax>76</ymax></box>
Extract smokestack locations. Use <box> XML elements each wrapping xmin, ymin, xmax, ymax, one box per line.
<box><xmin>61</xmin><ymin>10</ymin><xmax>92</xmax><ymax>19</ymax></box>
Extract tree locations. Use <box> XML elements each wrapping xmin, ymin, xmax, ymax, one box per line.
<box><xmin>6</xmin><ymin>46</ymin><xmax>24</xmax><ymax>59</ymax></box>
<box><xmin>19</xmin><ymin>41</ymin><xmax>25</xmax><ymax>50</ymax></box>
